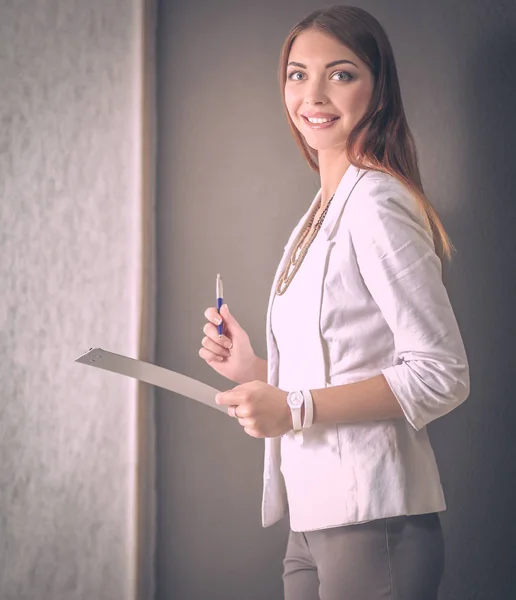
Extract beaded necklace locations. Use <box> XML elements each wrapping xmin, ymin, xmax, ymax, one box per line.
<box><xmin>275</xmin><ymin>194</ymin><xmax>334</xmax><ymax>296</ymax></box>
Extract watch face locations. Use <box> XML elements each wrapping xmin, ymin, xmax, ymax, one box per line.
<box><xmin>288</xmin><ymin>392</ymin><xmax>303</xmax><ymax>408</ymax></box>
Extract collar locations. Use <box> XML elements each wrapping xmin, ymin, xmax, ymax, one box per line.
<box><xmin>321</xmin><ymin>165</ymin><xmax>367</xmax><ymax>241</ymax></box>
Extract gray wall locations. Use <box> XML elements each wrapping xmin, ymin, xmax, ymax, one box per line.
<box><xmin>155</xmin><ymin>1</ymin><xmax>516</xmax><ymax>598</ymax></box>
<box><xmin>0</xmin><ymin>1</ymin><xmax>148</xmax><ymax>599</ymax></box>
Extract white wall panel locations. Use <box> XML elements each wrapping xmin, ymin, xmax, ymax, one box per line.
<box><xmin>0</xmin><ymin>1</ymin><xmax>145</xmax><ymax>598</ymax></box>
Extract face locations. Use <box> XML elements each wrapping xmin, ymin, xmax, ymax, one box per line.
<box><xmin>284</xmin><ymin>28</ymin><xmax>375</xmax><ymax>153</ymax></box>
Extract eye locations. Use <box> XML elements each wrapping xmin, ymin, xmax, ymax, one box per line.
<box><xmin>287</xmin><ymin>71</ymin><xmax>305</xmax><ymax>81</ymax></box>
<box><xmin>331</xmin><ymin>71</ymin><xmax>354</xmax><ymax>82</ymax></box>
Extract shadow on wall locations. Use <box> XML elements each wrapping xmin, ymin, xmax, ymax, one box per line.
<box><xmin>430</xmin><ymin>24</ymin><xmax>516</xmax><ymax>600</ymax></box>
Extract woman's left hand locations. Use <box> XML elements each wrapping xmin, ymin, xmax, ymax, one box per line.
<box><xmin>216</xmin><ymin>381</ymin><xmax>291</xmax><ymax>438</ymax></box>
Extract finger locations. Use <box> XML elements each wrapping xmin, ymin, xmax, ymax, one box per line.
<box><xmin>219</xmin><ymin>304</ymin><xmax>241</xmax><ymax>334</ymax></box>
<box><xmin>216</xmin><ymin>391</ymin><xmax>242</xmax><ymax>406</ymax></box>
<box><xmin>202</xmin><ymin>323</ymin><xmax>232</xmax><ymax>348</ymax></box>
<box><xmin>233</xmin><ymin>404</ymin><xmax>250</xmax><ymax>419</ymax></box>
<box><xmin>198</xmin><ymin>347</ymin><xmax>225</xmax><ymax>363</ymax></box>
<box><xmin>201</xmin><ymin>336</ymin><xmax>231</xmax><ymax>357</ymax></box>
<box><xmin>231</xmin><ymin>406</ymin><xmax>248</xmax><ymax>420</ymax></box>
<box><xmin>204</xmin><ymin>307</ymin><xmax>223</xmax><ymax>328</ymax></box>
<box><xmin>236</xmin><ymin>417</ymin><xmax>254</xmax><ymax>428</ymax></box>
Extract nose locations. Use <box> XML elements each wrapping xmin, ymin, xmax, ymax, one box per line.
<box><xmin>303</xmin><ymin>78</ymin><xmax>328</xmax><ymax>105</ymax></box>
<box><xmin>304</xmin><ymin>96</ymin><xmax>326</xmax><ymax>105</ymax></box>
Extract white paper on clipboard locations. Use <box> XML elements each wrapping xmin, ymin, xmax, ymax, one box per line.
<box><xmin>75</xmin><ymin>348</ymin><xmax>227</xmax><ymax>415</ymax></box>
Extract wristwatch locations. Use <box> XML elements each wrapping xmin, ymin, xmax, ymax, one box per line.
<box><xmin>286</xmin><ymin>390</ymin><xmax>304</xmax><ymax>444</ymax></box>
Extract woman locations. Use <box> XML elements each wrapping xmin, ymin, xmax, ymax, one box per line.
<box><xmin>199</xmin><ymin>5</ymin><xmax>469</xmax><ymax>599</ymax></box>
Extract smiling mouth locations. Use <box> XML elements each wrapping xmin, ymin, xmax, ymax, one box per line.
<box><xmin>301</xmin><ymin>115</ymin><xmax>340</xmax><ymax>129</ymax></box>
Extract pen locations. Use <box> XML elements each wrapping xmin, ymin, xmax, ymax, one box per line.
<box><xmin>216</xmin><ymin>274</ymin><xmax>223</xmax><ymax>337</ymax></box>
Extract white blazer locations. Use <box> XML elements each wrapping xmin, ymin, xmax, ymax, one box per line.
<box><xmin>261</xmin><ymin>165</ymin><xmax>470</xmax><ymax>531</ymax></box>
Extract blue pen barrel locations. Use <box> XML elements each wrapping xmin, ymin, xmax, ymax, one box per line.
<box><xmin>217</xmin><ymin>297</ymin><xmax>223</xmax><ymax>335</ymax></box>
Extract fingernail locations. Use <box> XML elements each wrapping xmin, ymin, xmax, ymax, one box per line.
<box><xmin>215</xmin><ymin>393</ymin><xmax>221</xmax><ymax>403</ymax></box>
<box><xmin>215</xmin><ymin>316</ymin><xmax>222</xmax><ymax>325</ymax></box>
<box><xmin>224</xmin><ymin>339</ymin><xmax>232</xmax><ymax>349</ymax></box>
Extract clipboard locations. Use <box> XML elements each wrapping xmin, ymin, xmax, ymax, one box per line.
<box><xmin>75</xmin><ymin>348</ymin><xmax>227</xmax><ymax>415</ymax></box>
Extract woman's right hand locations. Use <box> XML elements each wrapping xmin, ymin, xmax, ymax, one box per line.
<box><xmin>199</xmin><ymin>304</ymin><xmax>262</xmax><ymax>384</ymax></box>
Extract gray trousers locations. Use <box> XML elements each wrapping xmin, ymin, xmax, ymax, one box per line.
<box><xmin>283</xmin><ymin>513</ymin><xmax>444</xmax><ymax>600</ymax></box>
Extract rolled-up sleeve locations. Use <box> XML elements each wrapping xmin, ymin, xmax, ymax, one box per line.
<box><xmin>348</xmin><ymin>178</ymin><xmax>470</xmax><ymax>431</ymax></box>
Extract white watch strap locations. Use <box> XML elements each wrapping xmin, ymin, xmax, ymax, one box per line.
<box><xmin>291</xmin><ymin>404</ymin><xmax>302</xmax><ymax>433</ymax></box>
<box><xmin>302</xmin><ymin>389</ymin><xmax>314</xmax><ymax>429</ymax></box>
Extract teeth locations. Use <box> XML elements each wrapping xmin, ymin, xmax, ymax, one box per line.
<box><xmin>307</xmin><ymin>117</ymin><xmax>336</xmax><ymax>124</ymax></box>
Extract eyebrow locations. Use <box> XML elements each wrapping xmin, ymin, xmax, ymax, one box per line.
<box><xmin>287</xmin><ymin>59</ymin><xmax>359</xmax><ymax>69</ymax></box>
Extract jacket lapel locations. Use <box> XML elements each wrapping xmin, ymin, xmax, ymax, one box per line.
<box><xmin>322</xmin><ymin>165</ymin><xmax>368</xmax><ymax>240</ymax></box>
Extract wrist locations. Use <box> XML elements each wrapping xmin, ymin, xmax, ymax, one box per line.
<box><xmin>237</xmin><ymin>356</ymin><xmax>267</xmax><ymax>384</ymax></box>
<box><xmin>250</xmin><ymin>356</ymin><xmax>267</xmax><ymax>383</ymax></box>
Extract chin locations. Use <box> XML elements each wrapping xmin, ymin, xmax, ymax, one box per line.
<box><xmin>303</xmin><ymin>137</ymin><xmax>347</xmax><ymax>153</ymax></box>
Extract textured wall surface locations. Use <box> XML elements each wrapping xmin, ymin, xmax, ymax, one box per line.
<box><xmin>0</xmin><ymin>1</ymin><xmax>143</xmax><ymax>599</ymax></box>
<box><xmin>155</xmin><ymin>0</ymin><xmax>516</xmax><ymax>599</ymax></box>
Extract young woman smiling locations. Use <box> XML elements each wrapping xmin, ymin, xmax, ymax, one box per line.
<box><xmin>199</xmin><ymin>5</ymin><xmax>469</xmax><ymax>599</ymax></box>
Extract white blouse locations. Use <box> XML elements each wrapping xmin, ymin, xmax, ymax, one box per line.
<box><xmin>271</xmin><ymin>219</ymin><xmax>338</xmax><ymax>529</ymax></box>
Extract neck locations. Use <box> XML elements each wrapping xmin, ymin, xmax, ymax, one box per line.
<box><xmin>317</xmin><ymin>146</ymin><xmax>351</xmax><ymax>208</ymax></box>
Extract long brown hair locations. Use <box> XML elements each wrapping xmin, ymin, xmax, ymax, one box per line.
<box><xmin>279</xmin><ymin>5</ymin><xmax>453</xmax><ymax>260</ymax></box>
